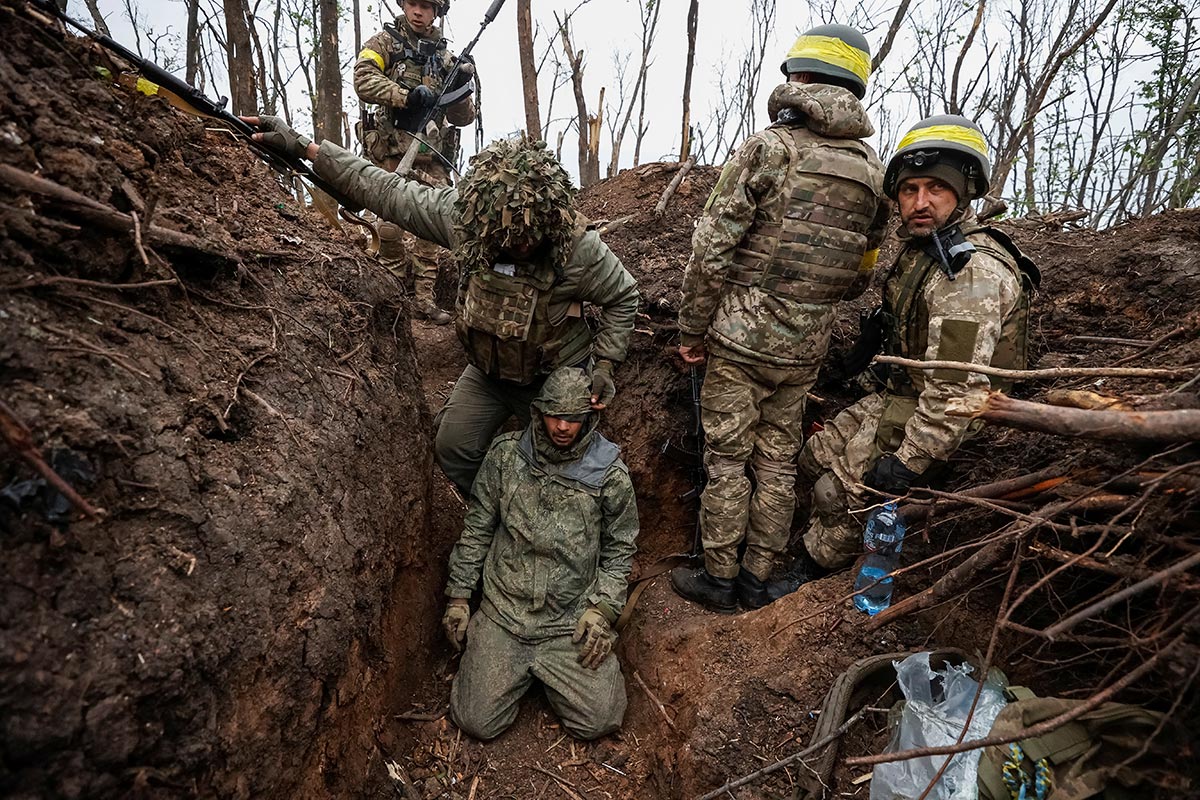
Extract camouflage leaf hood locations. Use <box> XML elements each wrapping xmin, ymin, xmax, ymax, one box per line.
<box><xmin>767</xmin><ymin>82</ymin><xmax>875</xmax><ymax>140</ymax></box>
<box><xmin>452</xmin><ymin>136</ymin><xmax>578</xmax><ymax>278</ymax></box>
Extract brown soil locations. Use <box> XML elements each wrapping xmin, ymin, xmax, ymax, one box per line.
<box><xmin>3</xmin><ymin>4</ymin><xmax>1197</xmax><ymax>799</ymax></box>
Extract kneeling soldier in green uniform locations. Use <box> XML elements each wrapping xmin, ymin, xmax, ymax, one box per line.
<box><xmin>440</xmin><ymin>367</ymin><xmax>638</xmax><ymax>740</ymax></box>
<box><xmin>785</xmin><ymin>115</ymin><xmax>1040</xmax><ymax>586</ymax></box>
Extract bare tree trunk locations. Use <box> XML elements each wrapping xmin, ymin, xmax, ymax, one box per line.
<box><xmin>680</xmin><ymin>0</ymin><xmax>699</xmax><ymax>160</ymax></box>
<box><xmin>221</xmin><ymin>0</ymin><xmax>258</xmax><ymax>115</ymax></box>
<box><xmin>353</xmin><ymin>0</ymin><xmax>364</xmax><ymax>146</ymax></box>
<box><xmin>83</xmin><ymin>0</ymin><xmax>111</xmax><ymax>36</ymax></box>
<box><xmin>245</xmin><ymin>1</ymin><xmax>274</xmax><ymax>114</ymax></box>
<box><xmin>184</xmin><ymin>0</ymin><xmax>200</xmax><ymax>84</ymax></box>
<box><xmin>607</xmin><ymin>0</ymin><xmax>660</xmax><ymax>176</ymax></box>
<box><xmin>314</xmin><ymin>0</ymin><xmax>343</xmax><ymax>144</ymax></box>
<box><xmin>871</xmin><ymin>0</ymin><xmax>912</xmax><ymax>72</ymax></box>
<box><xmin>558</xmin><ymin>15</ymin><xmax>600</xmax><ymax>186</ymax></box>
<box><xmin>517</xmin><ymin>0</ymin><xmax>541</xmax><ymax>137</ymax></box>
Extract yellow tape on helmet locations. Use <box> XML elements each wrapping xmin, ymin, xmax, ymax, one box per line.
<box><xmin>787</xmin><ymin>35</ymin><xmax>870</xmax><ymax>84</ymax></box>
<box><xmin>897</xmin><ymin>124</ymin><xmax>989</xmax><ymax>158</ymax></box>
<box><xmin>358</xmin><ymin>48</ymin><xmax>386</xmax><ymax>71</ymax></box>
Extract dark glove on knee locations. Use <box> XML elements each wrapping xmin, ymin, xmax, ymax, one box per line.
<box><xmin>863</xmin><ymin>453</ymin><xmax>921</xmax><ymax>496</ymax></box>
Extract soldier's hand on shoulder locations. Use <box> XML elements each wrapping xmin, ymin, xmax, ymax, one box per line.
<box><xmin>590</xmin><ymin>359</ymin><xmax>616</xmax><ymax>410</ymax></box>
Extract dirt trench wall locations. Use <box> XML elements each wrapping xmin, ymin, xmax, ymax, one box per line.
<box><xmin>0</xmin><ymin>5</ymin><xmax>439</xmax><ymax>798</ymax></box>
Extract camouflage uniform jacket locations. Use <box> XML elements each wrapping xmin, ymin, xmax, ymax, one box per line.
<box><xmin>678</xmin><ymin>83</ymin><xmax>889</xmax><ymax>368</ymax></box>
<box><xmin>881</xmin><ymin>216</ymin><xmax>1031</xmax><ymax>472</ymax></box>
<box><xmin>313</xmin><ymin>142</ymin><xmax>640</xmax><ymax>381</ymax></box>
<box><xmin>354</xmin><ymin>17</ymin><xmax>475</xmax><ymax>162</ymax></box>
<box><xmin>445</xmin><ymin>424</ymin><xmax>639</xmax><ymax>639</ymax></box>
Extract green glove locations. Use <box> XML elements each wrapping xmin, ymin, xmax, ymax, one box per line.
<box><xmin>572</xmin><ymin>606</ymin><xmax>615</xmax><ymax>670</ymax></box>
<box><xmin>590</xmin><ymin>359</ymin><xmax>616</xmax><ymax>408</ymax></box>
<box><xmin>255</xmin><ymin>115</ymin><xmax>314</xmax><ymax>160</ymax></box>
<box><xmin>441</xmin><ymin>599</ymin><xmax>470</xmax><ymax>652</ymax></box>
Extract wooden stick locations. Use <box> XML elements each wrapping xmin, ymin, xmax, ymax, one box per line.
<box><xmin>1</xmin><ymin>276</ymin><xmax>179</xmax><ymax>292</ymax></box>
<box><xmin>874</xmin><ymin>354</ymin><xmax>1191</xmax><ymax>380</ymax></box>
<box><xmin>695</xmin><ymin>707</ymin><xmax>866</xmax><ymax>800</ymax></box>
<box><xmin>1042</xmin><ymin>550</ymin><xmax>1200</xmax><ymax>640</ymax></box>
<box><xmin>0</xmin><ymin>400</ymin><xmax>103</xmax><ymax>520</ymax></box>
<box><xmin>0</xmin><ymin>164</ymin><xmax>237</xmax><ymax>265</ymax></box>
<box><xmin>898</xmin><ymin>466</ymin><xmax>1063</xmax><ymax>523</ymax></box>
<box><xmin>529</xmin><ymin>766</ymin><xmax>587</xmax><ymax>800</ymax></box>
<box><xmin>632</xmin><ymin>670</ymin><xmax>678</xmax><ymax>732</ymax></box>
<box><xmin>654</xmin><ymin>157</ymin><xmax>696</xmax><ymax>217</ymax></box>
<box><xmin>948</xmin><ymin>391</ymin><xmax>1200</xmax><ymax>442</ymax></box>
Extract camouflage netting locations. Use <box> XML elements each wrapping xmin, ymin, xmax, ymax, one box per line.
<box><xmin>451</xmin><ymin>136</ymin><xmax>577</xmax><ymax>277</ymax></box>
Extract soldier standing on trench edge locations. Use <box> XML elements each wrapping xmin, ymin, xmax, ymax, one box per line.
<box><xmin>355</xmin><ymin>0</ymin><xmax>476</xmax><ymax>325</ymax></box>
<box><xmin>440</xmin><ymin>367</ymin><xmax>638</xmax><ymax>740</ymax></box>
<box><xmin>670</xmin><ymin>26</ymin><xmax>891</xmax><ymax>614</ymax></box>
<box><xmin>242</xmin><ymin>120</ymin><xmax>639</xmax><ymax>499</ymax></box>
<box><xmin>784</xmin><ymin>115</ymin><xmax>1040</xmax><ymax>586</ymax></box>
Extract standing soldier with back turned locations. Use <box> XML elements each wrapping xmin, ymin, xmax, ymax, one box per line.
<box><xmin>670</xmin><ymin>25</ymin><xmax>890</xmax><ymax>614</ymax></box>
<box><xmin>355</xmin><ymin>0</ymin><xmax>476</xmax><ymax>324</ymax></box>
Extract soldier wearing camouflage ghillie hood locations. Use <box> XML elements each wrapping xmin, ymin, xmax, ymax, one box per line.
<box><xmin>789</xmin><ymin>115</ymin><xmax>1040</xmax><ymax>586</ymax></box>
<box><xmin>245</xmin><ymin>120</ymin><xmax>640</xmax><ymax>496</ymax></box>
<box><xmin>441</xmin><ymin>367</ymin><xmax>638</xmax><ymax>741</ymax></box>
<box><xmin>355</xmin><ymin>0</ymin><xmax>476</xmax><ymax>324</ymax></box>
<box><xmin>669</xmin><ymin>26</ymin><xmax>891</xmax><ymax>614</ymax></box>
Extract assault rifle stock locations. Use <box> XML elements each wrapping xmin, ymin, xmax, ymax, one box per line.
<box><xmin>32</xmin><ymin>0</ymin><xmax>361</xmax><ymax>212</ymax></box>
<box><xmin>661</xmin><ymin>365</ymin><xmax>706</xmax><ymax>559</ymax></box>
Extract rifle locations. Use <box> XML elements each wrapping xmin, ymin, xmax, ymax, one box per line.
<box><xmin>661</xmin><ymin>365</ymin><xmax>707</xmax><ymax>559</ymax></box>
<box><xmin>31</xmin><ymin>0</ymin><xmax>362</xmax><ymax>213</ymax></box>
<box><xmin>396</xmin><ymin>0</ymin><xmax>506</xmax><ymax>178</ymax></box>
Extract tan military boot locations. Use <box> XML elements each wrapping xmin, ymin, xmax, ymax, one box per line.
<box><xmin>414</xmin><ymin>275</ymin><xmax>452</xmax><ymax>325</ymax></box>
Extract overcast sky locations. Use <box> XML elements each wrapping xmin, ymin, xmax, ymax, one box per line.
<box><xmin>82</xmin><ymin>0</ymin><xmax>926</xmax><ymax>180</ymax></box>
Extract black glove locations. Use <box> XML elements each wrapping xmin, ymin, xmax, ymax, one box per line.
<box><xmin>254</xmin><ymin>115</ymin><xmax>313</xmax><ymax>160</ymax></box>
<box><xmin>863</xmin><ymin>453</ymin><xmax>921</xmax><ymax>495</ymax></box>
<box><xmin>406</xmin><ymin>84</ymin><xmax>435</xmax><ymax>111</ymax></box>
<box><xmin>448</xmin><ymin>55</ymin><xmax>475</xmax><ymax>91</ymax></box>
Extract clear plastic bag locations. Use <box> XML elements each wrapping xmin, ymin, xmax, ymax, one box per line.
<box><xmin>870</xmin><ymin>652</ymin><xmax>1008</xmax><ymax>800</ymax></box>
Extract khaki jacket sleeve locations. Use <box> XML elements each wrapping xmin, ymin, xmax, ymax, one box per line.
<box><xmin>314</xmin><ymin>141</ymin><xmax>458</xmax><ymax>247</ymax></box>
<box><xmin>572</xmin><ymin>231</ymin><xmax>640</xmax><ymax>363</ymax></box>
<box><xmin>678</xmin><ymin>133</ymin><xmax>780</xmax><ymax>337</ymax></box>
<box><xmin>894</xmin><ymin>255</ymin><xmax>1022</xmax><ymax>472</ymax></box>
<box><xmin>354</xmin><ymin>31</ymin><xmax>407</xmax><ymax>108</ymax></box>
<box><xmin>445</xmin><ymin>442</ymin><xmax>505</xmax><ymax>598</ymax></box>
<box><xmin>444</xmin><ymin>96</ymin><xmax>476</xmax><ymax>127</ymax></box>
<box><xmin>588</xmin><ymin>463</ymin><xmax>639</xmax><ymax>616</ymax></box>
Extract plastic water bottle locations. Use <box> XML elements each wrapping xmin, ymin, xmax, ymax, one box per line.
<box><xmin>853</xmin><ymin>501</ymin><xmax>906</xmax><ymax>615</ymax></box>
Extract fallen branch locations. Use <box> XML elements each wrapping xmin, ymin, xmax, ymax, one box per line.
<box><xmin>695</xmin><ymin>707</ymin><xmax>866</xmax><ymax>800</ymax></box>
<box><xmin>898</xmin><ymin>466</ymin><xmax>1064</xmax><ymax>523</ymax></box>
<box><xmin>0</xmin><ymin>163</ymin><xmax>237</xmax><ymax>267</ymax></box>
<box><xmin>0</xmin><ymin>399</ymin><xmax>103</xmax><ymax>520</ymax></box>
<box><xmin>948</xmin><ymin>392</ymin><xmax>1200</xmax><ymax>443</ymax></box>
<box><xmin>654</xmin><ymin>157</ymin><xmax>696</xmax><ymax>217</ymax></box>
<box><xmin>1</xmin><ymin>276</ymin><xmax>179</xmax><ymax>293</ymax></box>
<box><xmin>874</xmin><ymin>354</ymin><xmax>1191</xmax><ymax>380</ymax></box>
<box><xmin>1041</xmin><ymin>550</ymin><xmax>1200</xmax><ymax>641</ymax></box>
<box><xmin>632</xmin><ymin>670</ymin><xmax>678</xmax><ymax>732</ymax></box>
<box><xmin>529</xmin><ymin>765</ymin><xmax>586</xmax><ymax>800</ymax></box>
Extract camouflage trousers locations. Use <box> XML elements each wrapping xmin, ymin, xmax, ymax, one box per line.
<box><xmin>374</xmin><ymin>155</ymin><xmax>450</xmax><ymax>310</ymax></box>
<box><xmin>449</xmin><ymin>612</ymin><xmax>626</xmax><ymax>741</ymax></box>
<box><xmin>434</xmin><ymin>364</ymin><xmax>545</xmax><ymax>496</ymax></box>
<box><xmin>699</xmin><ymin>355</ymin><xmax>820</xmax><ymax>580</ymax></box>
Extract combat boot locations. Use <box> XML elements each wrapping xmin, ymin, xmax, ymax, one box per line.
<box><xmin>766</xmin><ymin>543</ymin><xmax>829</xmax><ymax>602</ymax></box>
<box><xmin>670</xmin><ymin>565</ymin><xmax>737</xmax><ymax>614</ymax></box>
<box><xmin>735</xmin><ymin>569</ymin><xmax>770</xmax><ymax>610</ymax></box>
<box><xmin>417</xmin><ymin>301</ymin><xmax>452</xmax><ymax>325</ymax></box>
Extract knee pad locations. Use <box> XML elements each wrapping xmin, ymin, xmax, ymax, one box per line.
<box><xmin>751</xmin><ymin>454</ymin><xmax>797</xmax><ymax>484</ymax></box>
<box><xmin>704</xmin><ymin>452</ymin><xmax>747</xmax><ymax>480</ymax></box>
<box><xmin>812</xmin><ymin>472</ymin><xmax>847</xmax><ymax>515</ymax></box>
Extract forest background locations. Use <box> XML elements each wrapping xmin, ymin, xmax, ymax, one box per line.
<box><xmin>76</xmin><ymin>0</ymin><xmax>1200</xmax><ymax>227</ymax></box>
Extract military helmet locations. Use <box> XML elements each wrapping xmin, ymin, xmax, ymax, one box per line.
<box><xmin>780</xmin><ymin>24</ymin><xmax>872</xmax><ymax>99</ymax></box>
<box><xmin>884</xmin><ymin>114</ymin><xmax>992</xmax><ymax>200</ymax></box>
<box><xmin>532</xmin><ymin>367</ymin><xmax>593</xmax><ymax>419</ymax></box>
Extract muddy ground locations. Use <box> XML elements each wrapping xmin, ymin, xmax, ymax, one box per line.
<box><xmin>2</xmin><ymin>2</ymin><xmax>1198</xmax><ymax>799</ymax></box>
